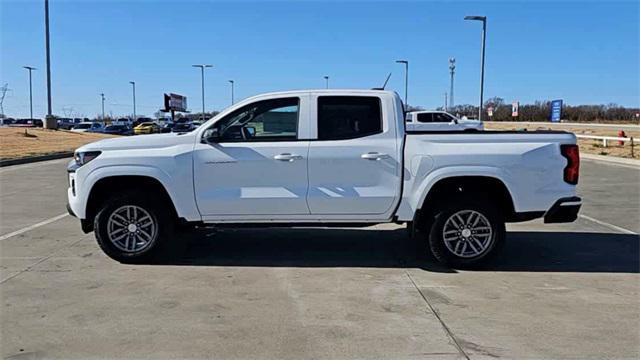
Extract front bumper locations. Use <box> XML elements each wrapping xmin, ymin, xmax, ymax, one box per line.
<box><xmin>544</xmin><ymin>196</ymin><xmax>582</xmax><ymax>223</ymax></box>
<box><xmin>66</xmin><ymin>202</ymin><xmax>76</xmax><ymax>217</ymax></box>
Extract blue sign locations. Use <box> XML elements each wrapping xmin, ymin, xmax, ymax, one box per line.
<box><xmin>550</xmin><ymin>99</ymin><xmax>563</xmax><ymax>122</ymax></box>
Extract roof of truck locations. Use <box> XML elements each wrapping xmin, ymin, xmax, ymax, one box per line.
<box><xmin>245</xmin><ymin>89</ymin><xmax>397</xmax><ymax>99</ymax></box>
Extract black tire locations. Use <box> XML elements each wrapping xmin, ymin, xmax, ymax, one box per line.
<box><xmin>427</xmin><ymin>197</ymin><xmax>505</xmax><ymax>268</ymax></box>
<box><xmin>94</xmin><ymin>192</ymin><xmax>174</xmax><ymax>264</ymax></box>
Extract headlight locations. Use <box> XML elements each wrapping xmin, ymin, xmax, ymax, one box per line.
<box><xmin>74</xmin><ymin>151</ymin><xmax>101</xmax><ymax>166</ymax></box>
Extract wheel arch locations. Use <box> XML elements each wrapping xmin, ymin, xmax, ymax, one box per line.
<box><xmin>415</xmin><ymin>175</ymin><xmax>516</xmax><ymax>229</ymax></box>
<box><xmin>84</xmin><ymin>175</ymin><xmax>179</xmax><ymax>232</ymax></box>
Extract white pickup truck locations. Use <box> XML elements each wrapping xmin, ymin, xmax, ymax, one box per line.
<box><xmin>67</xmin><ymin>89</ymin><xmax>581</xmax><ymax>267</ymax></box>
<box><xmin>406</xmin><ymin>110</ymin><xmax>484</xmax><ymax>131</ymax></box>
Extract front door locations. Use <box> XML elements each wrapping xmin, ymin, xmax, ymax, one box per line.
<box><xmin>193</xmin><ymin>96</ymin><xmax>310</xmax><ymax>217</ymax></box>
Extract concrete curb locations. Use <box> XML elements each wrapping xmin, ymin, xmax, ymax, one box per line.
<box><xmin>581</xmin><ymin>153</ymin><xmax>640</xmax><ymax>168</ymax></box>
<box><xmin>0</xmin><ymin>152</ymin><xmax>73</xmax><ymax>167</ymax></box>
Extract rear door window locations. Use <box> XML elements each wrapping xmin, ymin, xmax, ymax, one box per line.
<box><xmin>417</xmin><ymin>113</ymin><xmax>434</xmax><ymax>123</ymax></box>
<box><xmin>317</xmin><ymin>96</ymin><xmax>382</xmax><ymax>140</ymax></box>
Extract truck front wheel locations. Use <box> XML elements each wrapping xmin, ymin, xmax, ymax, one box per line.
<box><xmin>428</xmin><ymin>198</ymin><xmax>505</xmax><ymax>268</ymax></box>
<box><xmin>94</xmin><ymin>192</ymin><xmax>174</xmax><ymax>263</ymax></box>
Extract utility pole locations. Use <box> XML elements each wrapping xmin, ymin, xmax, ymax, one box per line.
<box><xmin>129</xmin><ymin>81</ymin><xmax>136</xmax><ymax>120</ymax></box>
<box><xmin>100</xmin><ymin>93</ymin><xmax>105</xmax><ymax>120</ymax></box>
<box><xmin>23</xmin><ymin>66</ymin><xmax>36</xmax><ymax>119</ymax></box>
<box><xmin>0</xmin><ymin>83</ymin><xmax>9</xmax><ymax>117</ymax></box>
<box><xmin>448</xmin><ymin>58</ymin><xmax>456</xmax><ymax>108</ymax></box>
<box><xmin>395</xmin><ymin>60</ymin><xmax>409</xmax><ymax>107</ymax></box>
<box><xmin>192</xmin><ymin>64</ymin><xmax>212</xmax><ymax>122</ymax></box>
<box><xmin>464</xmin><ymin>15</ymin><xmax>487</xmax><ymax>121</ymax></box>
<box><xmin>444</xmin><ymin>92</ymin><xmax>448</xmax><ymax>111</ymax></box>
<box><xmin>44</xmin><ymin>0</ymin><xmax>55</xmax><ymax>128</ymax></box>
<box><xmin>228</xmin><ymin>80</ymin><xmax>235</xmax><ymax>105</ymax></box>
<box><xmin>324</xmin><ymin>76</ymin><xmax>329</xmax><ymax>89</ymax></box>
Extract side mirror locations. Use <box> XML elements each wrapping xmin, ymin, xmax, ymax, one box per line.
<box><xmin>203</xmin><ymin>128</ymin><xmax>221</xmax><ymax>143</ymax></box>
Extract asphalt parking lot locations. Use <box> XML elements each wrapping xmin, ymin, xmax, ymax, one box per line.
<box><xmin>1</xmin><ymin>158</ymin><xmax>639</xmax><ymax>359</ymax></box>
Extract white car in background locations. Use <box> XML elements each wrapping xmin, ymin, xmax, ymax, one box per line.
<box><xmin>406</xmin><ymin>111</ymin><xmax>484</xmax><ymax>131</ymax></box>
<box><xmin>71</xmin><ymin>122</ymin><xmax>103</xmax><ymax>133</ymax></box>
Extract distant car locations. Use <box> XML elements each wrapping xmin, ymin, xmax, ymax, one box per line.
<box><xmin>102</xmin><ymin>124</ymin><xmax>133</xmax><ymax>135</ymax></box>
<box><xmin>131</xmin><ymin>117</ymin><xmax>153</xmax><ymax>128</ymax></box>
<box><xmin>405</xmin><ymin>111</ymin><xmax>484</xmax><ymax>131</ymax></box>
<box><xmin>10</xmin><ymin>119</ymin><xmax>42</xmax><ymax>127</ymax></box>
<box><xmin>172</xmin><ymin>119</ymin><xmax>194</xmax><ymax>132</ymax></box>
<box><xmin>72</xmin><ymin>122</ymin><xmax>103</xmax><ymax>133</ymax></box>
<box><xmin>192</xmin><ymin>121</ymin><xmax>203</xmax><ymax>128</ymax></box>
<box><xmin>134</xmin><ymin>122</ymin><xmax>161</xmax><ymax>135</ymax></box>
<box><xmin>57</xmin><ymin>118</ymin><xmax>76</xmax><ymax>130</ymax></box>
<box><xmin>112</xmin><ymin>118</ymin><xmax>131</xmax><ymax>126</ymax></box>
<box><xmin>1</xmin><ymin>118</ymin><xmax>15</xmax><ymax>126</ymax></box>
<box><xmin>160</xmin><ymin>122</ymin><xmax>174</xmax><ymax>133</ymax></box>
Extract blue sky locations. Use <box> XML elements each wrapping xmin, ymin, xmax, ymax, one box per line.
<box><xmin>1</xmin><ymin>0</ymin><xmax>638</xmax><ymax>118</ymax></box>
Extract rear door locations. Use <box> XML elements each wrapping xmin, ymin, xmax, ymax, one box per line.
<box><xmin>306</xmin><ymin>95</ymin><xmax>402</xmax><ymax>217</ymax></box>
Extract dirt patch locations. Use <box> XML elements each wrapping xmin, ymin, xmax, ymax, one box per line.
<box><xmin>485</xmin><ymin>122</ymin><xmax>639</xmax><ymax>159</ymax></box>
<box><xmin>0</xmin><ymin>128</ymin><xmax>116</xmax><ymax>160</ymax></box>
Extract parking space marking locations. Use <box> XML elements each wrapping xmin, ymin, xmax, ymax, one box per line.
<box><xmin>579</xmin><ymin>214</ymin><xmax>638</xmax><ymax>235</ymax></box>
<box><xmin>0</xmin><ymin>213</ymin><xmax>68</xmax><ymax>241</ymax></box>
<box><xmin>0</xmin><ymin>238</ymin><xmax>83</xmax><ymax>285</ymax></box>
<box><xmin>405</xmin><ymin>271</ymin><xmax>470</xmax><ymax>360</ymax></box>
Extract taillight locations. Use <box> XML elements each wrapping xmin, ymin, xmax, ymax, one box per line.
<box><xmin>561</xmin><ymin>144</ymin><xmax>580</xmax><ymax>185</ymax></box>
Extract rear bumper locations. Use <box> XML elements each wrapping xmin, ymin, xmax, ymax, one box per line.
<box><xmin>544</xmin><ymin>196</ymin><xmax>582</xmax><ymax>223</ymax></box>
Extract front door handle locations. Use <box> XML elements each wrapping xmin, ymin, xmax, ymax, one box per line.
<box><xmin>274</xmin><ymin>153</ymin><xmax>303</xmax><ymax>162</ymax></box>
<box><xmin>361</xmin><ymin>152</ymin><xmax>389</xmax><ymax>160</ymax></box>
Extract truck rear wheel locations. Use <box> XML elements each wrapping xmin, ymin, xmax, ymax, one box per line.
<box><xmin>94</xmin><ymin>192</ymin><xmax>174</xmax><ymax>264</ymax></box>
<box><xmin>428</xmin><ymin>198</ymin><xmax>505</xmax><ymax>268</ymax></box>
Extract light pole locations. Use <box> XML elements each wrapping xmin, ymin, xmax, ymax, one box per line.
<box><xmin>129</xmin><ymin>81</ymin><xmax>136</xmax><ymax>120</ymax></box>
<box><xmin>324</xmin><ymin>76</ymin><xmax>329</xmax><ymax>89</ymax></box>
<box><xmin>444</xmin><ymin>92</ymin><xmax>448</xmax><ymax>111</ymax></box>
<box><xmin>44</xmin><ymin>0</ymin><xmax>54</xmax><ymax>128</ymax></box>
<box><xmin>395</xmin><ymin>60</ymin><xmax>408</xmax><ymax>107</ymax></box>
<box><xmin>448</xmin><ymin>58</ymin><xmax>456</xmax><ymax>108</ymax></box>
<box><xmin>192</xmin><ymin>64</ymin><xmax>212</xmax><ymax>122</ymax></box>
<box><xmin>228</xmin><ymin>80</ymin><xmax>235</xmax><ymax>105</ymax></box>
<box><xmin>464</xmin><ymin>15</ymin><xmax>487</xmax><ymax>121</ymax></box>
<box><xmin>100</xmin><ymin>93</ymin><xmax>105</xmax><ymax>120</ymax></box>
<box><xmin>23</xmin><ymin>66</ymin><xmax>36</xmax><ymax>119</ymax></box>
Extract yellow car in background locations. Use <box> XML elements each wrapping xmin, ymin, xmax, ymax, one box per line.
<box><xmin>134</xmin><ymin>122</ymin><xmax>161</xmax><ymax>135</ymax></box>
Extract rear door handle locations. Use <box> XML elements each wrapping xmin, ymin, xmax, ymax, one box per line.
<box><xmin>274</xmin><ymin>153</ymin><xmax>303</xmax><ymax>162</ymax></box>
<box><xmin>361</xmin><ymin>152</ymin><xmax>389</xmax><ymax>160</ymax></box>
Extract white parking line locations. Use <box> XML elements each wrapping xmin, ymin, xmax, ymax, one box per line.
<box><xmin>0</xmin><ymin>213</ymin><xmax>68</xmax><ymax>241</ymax></box>
<box><xmin>579</xmin><ymin>214</ymin><xmax>638</xmax><ymax>235</ymax></box>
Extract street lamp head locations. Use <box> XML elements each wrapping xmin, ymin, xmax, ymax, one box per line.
<box><xmin>229</xmin><ymin>80</ymin><xmax>234</xmax><ymax>84</ymax></box>
<box><xmin>23</xmin><ymin>66</ymin><xmax>37</xmax><ymax>71</ymax></box>
<box><xmin>324</xmin><ymin>76</ymin><xmax>329</xmax><ymax>80</ymax></box>
<box><xmin>192</xmin><ymin>64</ymin><xmax>213</xmax><ymax>68</ymax></box>
<box><xmin>395</xmin><ymin>60</ymin><xmax>408</xmax><ymax>64</ymax></box>
<box><xmin>129</xmin><ymin>81</ymin><xmax>135</xmax><ymax>85</ymax></box>
<box><xmin>464</xmin><ymin>15</ymin><xmax>486</xmax><ymax>22</ymax></box>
